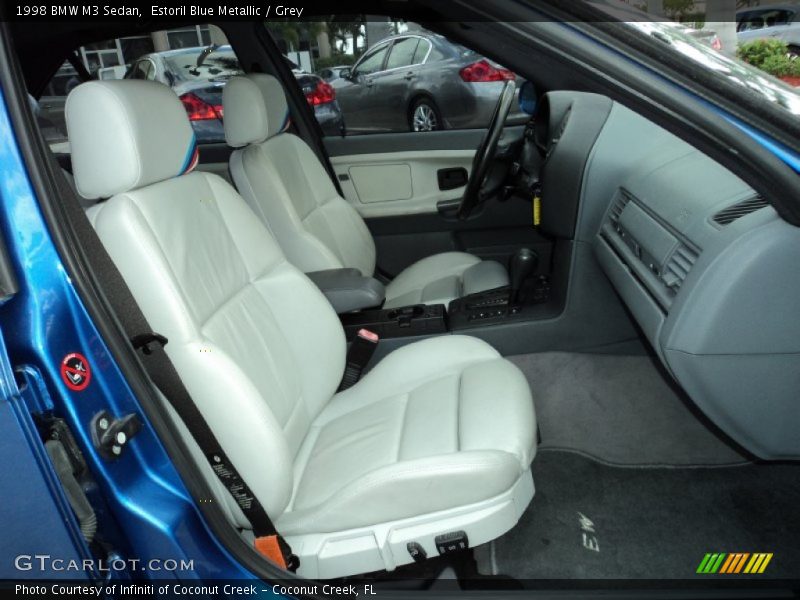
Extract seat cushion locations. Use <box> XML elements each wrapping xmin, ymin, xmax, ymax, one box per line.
<box><xmin>276</xmin><ymin>335</ymin><xmax>536</xmax><ymax>535</ymax></box>
<box><xmin>384</xmin><ymin>252</ymin><xmax>509</xmax><ymax>308</ymax></box>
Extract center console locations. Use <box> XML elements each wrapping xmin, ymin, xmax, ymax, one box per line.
<box><xmin>447</xmin><ymin>276</ymin><xmax>551</xmax><ymax>330</ymax></box>
<box><xmin>340</xmin><ymin>303</ymin><xmax>448</xmax><ymax>340</ymax></box>
<box><xmin>338</xmin><ymin>248</ymin><xmax>551</xmax><ymax>341</ymax></box>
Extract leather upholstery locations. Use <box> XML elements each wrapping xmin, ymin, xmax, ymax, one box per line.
<box><xmin>223</xmin><ymin>74</ymin><xmax>509</xmax><ymax>308</ymax></box>
<box><xmin>279</xmin><ymin>335</ymin><xmax>535</xmax><ymax>535</ymax></box>
<box><xmin>66</xmin><ymin>80</ymin><xmax>198</xmax><ymax>199</ymax></box>
<box><xmin>384</xmin><ymin>252</ymin><xmax>510</xmax><ymax>307</ymax></box>
<box><xmin>68</xmin><ymin>80</ymin><xmax>536</xmax><ymax>578</ymax></box>
<box><xmin>87</xmin><ymin>170</ymin><xmax>346</xmax><ymax>516</ymax></box>
<box><xmin>223</xmin><ymin>74</ymin><xmax>290</xmax><ymax>146</ymax></box>
<box><xmin>229</xmin><ymin>135</ymin><xmax>377</xmax><ymax>276</ymax></box>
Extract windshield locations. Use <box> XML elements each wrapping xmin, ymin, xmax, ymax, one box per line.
<box><xmin>627</xmin><ymin>21</ymin><xmax>800</xmax><ymax>116</ymax></box>
<box><xmin>585</xmin><ymin>0</ymin><xmax>800</xmax><ymax>117</ymax></box>
<box><xmin>164</xmin><ymin>47</ymin><xmax>243</xmax><ymax>82</ymax></box>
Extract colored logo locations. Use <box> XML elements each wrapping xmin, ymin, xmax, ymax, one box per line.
<box><xmin>60</xmin><ymin>352</ymin><xmax>92</xmax><ymax>392</ymax></box>
<box><xmin>696</xmin><ymin>553</ymin><xmax>773</xmax><ymax>575</ymax></box>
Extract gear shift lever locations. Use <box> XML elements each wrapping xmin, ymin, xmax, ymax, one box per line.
<box><xmin>509</xmin><ymin>248</ymin><xmax>538</xmax><ymax>305</ymax></box>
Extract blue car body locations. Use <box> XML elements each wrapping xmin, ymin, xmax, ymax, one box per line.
<box><xmin>0</xmin><ymin>20</ymin><xmax>798</xmax><ymax>593</ymax></box>
<box><xmin>0</xmin><ymin>84</ymin><xmax>257</xmax><ymax>585</ymax></box>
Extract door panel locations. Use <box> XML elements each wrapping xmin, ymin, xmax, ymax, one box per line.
<box><xmin>348</xmin><ymin>163</ymin><xmax>413</xmax><ymax>203</ymax></box>
<box><xmin>325</xmin><ymin>126</ymin><xmax>544</xmax><ymax>276</ymax></box>
<box><xmin>331</xmin><ymin>149</ymin><xmax>474</xmax><ymax>216</ymax></box>
<box><xmin>325</xmin><ymin>126</ymin><xmax>524</xmax><ymax>217</ymax></box>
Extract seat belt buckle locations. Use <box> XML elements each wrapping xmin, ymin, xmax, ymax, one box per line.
<box><xmin>254</xmin><ymin>535</ymin><xmax>300</xmax><ymax>572</ymax></box>
<box><xmin>338</xmin><ymin>329</ymin><xmax>379</xmax><ymax>391</ymax></box>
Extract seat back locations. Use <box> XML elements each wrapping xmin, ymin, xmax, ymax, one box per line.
<box><xmin>66</xmin><ymin>80</ymin><xmax>346</xmax><ymax>518</ymax></box>
<box><xmin>223</xmin><ymin>75</ymin><xmax>376</xmax><ymax>276</ymax></box>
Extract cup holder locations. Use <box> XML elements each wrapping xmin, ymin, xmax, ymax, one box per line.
<box><xmin>387</xmin><ymin>305</ymin><xmax>426</xmax><ymax>320</ymax></box>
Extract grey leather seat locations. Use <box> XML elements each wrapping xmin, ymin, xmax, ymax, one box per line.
<box><xmin>222</xmin><ymin>74</ymin><xmax>509</xmax><ymax>308</ymax></box>
<box><xmin>65</xmin><ymin>80</ymin><xmax>536</xmax><ymax>579</ymax></box>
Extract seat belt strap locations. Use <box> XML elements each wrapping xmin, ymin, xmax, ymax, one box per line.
<box><xmin>338</xmin><ymin>329</ymin><xmax>379</xmax><ymax>391</ymax></box>
<box><xmin>131</xmin><ymin>334</ymin><xmax>299</xmax><ymax>572</ymax></box>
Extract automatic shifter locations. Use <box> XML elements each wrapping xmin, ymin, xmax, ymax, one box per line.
<box><xmin>509</xmin><ymin>248</ymin><xmax>538</xmax><ymax>305</ymax></box>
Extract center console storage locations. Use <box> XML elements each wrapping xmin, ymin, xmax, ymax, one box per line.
<box><xmin>340</xmin><ymin>304</ymin><xmax>447</xmax><ymax>341</ymax></box>
<box><xmin>306</xmin><ymin>268</ymin><xmax>385</xmax><ymax>315</ymax></box>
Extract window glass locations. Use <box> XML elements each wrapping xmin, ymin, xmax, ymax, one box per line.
<box><xmin>355</xmin><ymin>44</ymin><xmax>389</xmax><ymax>75</ymax></box>
<box><xmin>43</xmin><ymin>62</ymin><xmax>79</xmax><ymax>97</ymax></box>
<box><xmin>740</xmin><ymin>9</ymin><xmax>792</xmax><ymax>30</ymax></box>
<box><xmin>738</xmin><ymin>16</ymin><xmax>765</xmax><ymax>32</ymax></box>
<box><xmin>119</xmin><ymin>36</ymin><xmax>155</xmax><ymax>64</ymax></box>
<box><xmin>129</xmin><ymin>61</ymin><xmax>151</xmax><ymax>80</ymax></box>
<box><xmin>166</xmin><ymin>25</ymin><xmax>211</xmax><ymax>49</ymax></box>
<box><xmin>164</xmin><ymin>48</ymin><xmax>243</xmax><ymax>83</ymax></box>
<box><xmin>270</xmin><ymin>20</ymin><xmax>520</xmax><ymax>137</ymax></box>
<box><xmin>428</xmin><ymin>45</ymin><xmax>448</xmax><ymax>62</ymax></box>
<box><xmin>412</xmin><ymin>39</ymin><xmax>431</xmax><ymax>64</ymax></box>
<box><xmin>386</xmin><ymin>37</ymin><xmax>420</xmax><ymax>69</ymax></box>
<box><xmin>38</xmin><ymin>25</ymin><xmax>236</xmax><ymax>147</ymax></box>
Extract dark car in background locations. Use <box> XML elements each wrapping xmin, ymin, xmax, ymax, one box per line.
<box><xmin>126</xmin><ymin>45</ymin><xmax>345</xmax><ymax>141</ymax></box>
<box><xmin>334</xmin><ymin>32</ymin><xmax>525</xmax><ymax>133</ymax></box>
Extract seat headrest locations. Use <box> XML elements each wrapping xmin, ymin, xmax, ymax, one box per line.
<box><xmin>223</xmin><ymin>74</ymin><xmax>290</xmax><ymax>148</ymax></box>
<box><xmin>65</xmin><ymin>80</ymin><xmax>199</xmax><ymax>199</ymax></box>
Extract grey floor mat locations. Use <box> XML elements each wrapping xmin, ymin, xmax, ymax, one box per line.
<box><xmin>508</xmin><ymin>352</ymin><xmax>750</xmax><ymax>466</ymax></box>
<box><xmin>484</xmin><ymin>451</ymin><xmax>800</xmax><ymax>581</ymax></box>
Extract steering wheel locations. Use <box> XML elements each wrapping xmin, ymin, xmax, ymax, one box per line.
<box><xmin>457</xmin><ymin>80</ymin><xmax>517</xmax><ymax>220</ymax></box>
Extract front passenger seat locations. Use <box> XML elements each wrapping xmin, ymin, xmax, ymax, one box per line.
<box><xmin>223</xmin><ymin>74</ymin><xmax>509</xmax><ymax>309</ymax></box>
<box><xmin>66</xmin><ymin>80</ymin><xmax>536</xmax><ymax>580</ymax></box>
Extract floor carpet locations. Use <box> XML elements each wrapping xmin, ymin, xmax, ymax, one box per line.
<box><xmin>508</xmin><ymin>352</ymin><xmax>751</xmax><ymax>466</ymax></box>
<box><xmin>485</xmin><ymin>451</ymin><xmax>800</xmax><ymax>582</ymax></box>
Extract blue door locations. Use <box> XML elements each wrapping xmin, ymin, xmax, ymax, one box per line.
<box><xmin>0</xmin><ymin>328</ymin><xmax>92</xmax><ymax>580</ymax></box>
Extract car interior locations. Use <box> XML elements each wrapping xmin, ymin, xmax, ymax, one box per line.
<box><xmin>7</xmin><ymin>9</ymin><xmax>800</xmax><ymax>589</ymax></box>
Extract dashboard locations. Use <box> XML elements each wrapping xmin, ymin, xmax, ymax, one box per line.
<box><xmin>536</xmin><ymin>91</ymin><xmax>800</xmax><ymax>460</ymax></box>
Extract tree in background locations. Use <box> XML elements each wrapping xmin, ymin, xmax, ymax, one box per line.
<box><xmin>645</xmin><ymin>0</ymin><xmax>663</xmax><ymax>16</ymax></box>
<box><xmin>664</xmin><ymin>0</ymin><xmax>696</xmax><ymax>20</ymax></box>
<box><xmin>328</xmin><ymin>18</ymin><xmax>366</xmax><ymax>55</ymax></box>
<box><xmin>264</xmin><ymin>21</ymin><xmax>327</xmax><ymax>53</ymax></box>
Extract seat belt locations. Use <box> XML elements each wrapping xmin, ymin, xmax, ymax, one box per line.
<box><xmin>338</xmin><ymin>328</ymin><xmax>379</xmax><ymax>392</ymax></box>
<box><xmin>51</xmin><ymin>161</ymin><xmax>298</xmax><ymax>572</ymax></box>
<box><xmin>131</xmin><ymin>333</ymin><xmax>299</xmax><ymax>572</ymax></box>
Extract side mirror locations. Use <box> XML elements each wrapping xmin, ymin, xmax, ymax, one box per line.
<box><xmin>518</xmin><ymin>80</ymin><xmax>538</xmax><ymax>116</ymax></box>
<box><xmin>341</xmin><ymin>67</ymin><xmax>352</xmax><ymax>80</ymax></box>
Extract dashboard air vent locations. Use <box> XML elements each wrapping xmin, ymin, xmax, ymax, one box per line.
<box><xmin>713</xmin><ymin>196</ymin><xmax>768</xmax><ymax>226</ymax></box>
<box><xmin>662</xmin><ymin>244</ymin><xmax>699</xmax><ymax>291</ymax></box>
<box><xmin>609</xmin><ymin>190</ymin><xmax>632</xmax><ymax>224</ymax></box>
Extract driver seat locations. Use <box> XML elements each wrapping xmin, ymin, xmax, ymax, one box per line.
<box><xmin>223</xmin><ymin>74</ymin><xmax>508</xmax><ymax>308</ymax></box>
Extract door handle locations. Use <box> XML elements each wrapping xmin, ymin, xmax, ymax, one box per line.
<box><xmin>437</xmin><ymin>167</ymin><xmax>469</xmax><ymax>191</ymax></box>
<box><xmin>366</xmin><ymin>79</ymin><xmax>375</xmax><ymax>87</ymax></box>
<box><xmin>404</xmin><ymin>72</ymin><xmax>415</xmax><ymax>80</ymax></box>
